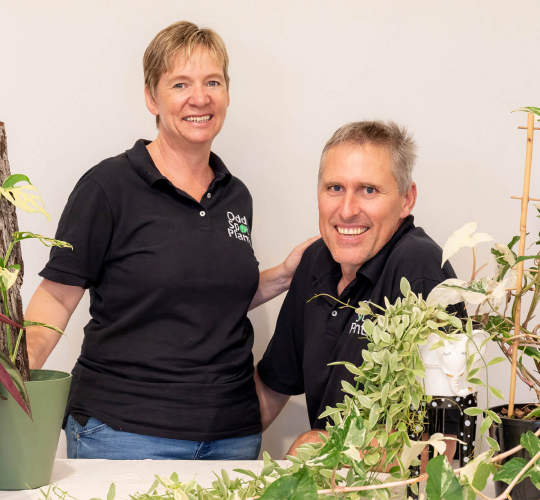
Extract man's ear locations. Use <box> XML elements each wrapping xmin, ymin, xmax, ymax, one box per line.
<box><xmin>400</xmin><ymin>182</ymin><xmax>417</xmax><ymax>218</ymax></box>
<box><xmin>144</xmin><ymin>85</ymin><xmax>159</xmax><ymax>117</ymax></box>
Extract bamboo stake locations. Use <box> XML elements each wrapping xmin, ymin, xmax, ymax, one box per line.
<box><xmin>511</xmin><ymin>196</ymin><xmax>540</xmax><ymax>201</ymax></box>
<box><xmin>508</xmin><ymin>113</ymin><xmax>535</xmax><ymax>417</ymax></box>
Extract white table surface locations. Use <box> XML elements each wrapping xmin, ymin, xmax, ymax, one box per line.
<box><xmin>0</xmin><ymin>459</ymin><xmax>497</xmax><ymax>499</ymax></box>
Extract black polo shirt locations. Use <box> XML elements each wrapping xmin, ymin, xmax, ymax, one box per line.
<box><xmin>40</xmin><ymin>139</ymin><xmax>262</xmax><ymax>441</ymax></box>
<box><xmin>257</xmin><ymin>216</ymin><xmax>464</xmax><ymax>432</ymax></box>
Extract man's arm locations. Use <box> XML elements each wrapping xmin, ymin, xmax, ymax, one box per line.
<box><xmin>254</xmin><ymin>367</ymin><xmax>290</xmax><ymax>431</ymax></box>
<box><xmin>285</xmin><ymin>429</ymin><xmax>328</xmax><ymax>457</ymax></box>
<box><xmin>26</xmin><ymin>279</ymin><xmax>85</xmax><ymax>369</ymax></box>
<box><xmin>249</xmin><ymin>236</ymin><xmax>319</xmax><ymax>310</ymax></box>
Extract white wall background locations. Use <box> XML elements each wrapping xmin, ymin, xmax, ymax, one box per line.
<box><xmin>1</xmin><ymin>1</ymin><xmax>539</xmax><ymax>460</ymax></box>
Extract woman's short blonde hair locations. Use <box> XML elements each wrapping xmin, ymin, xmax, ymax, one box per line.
<box><xmin>143</xmin><ymin>21</ymin><xmax>230</xmax><ymax>127</ymax></box>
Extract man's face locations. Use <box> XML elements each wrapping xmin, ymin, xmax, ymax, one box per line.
<box><xmin>317</xmin><ymin>143</ymin><xmax>416</xmax><ymax>276</ymax></box>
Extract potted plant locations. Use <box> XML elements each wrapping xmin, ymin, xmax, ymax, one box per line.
<box><xmin>0</xmin><ymin>122</ymin><xmax>73</xmax><ymax>490</ymax></box>
<box><xmin>423</xmin><ymin>107</ymin><xmax>540</xmax><ymax>500</ymax></box>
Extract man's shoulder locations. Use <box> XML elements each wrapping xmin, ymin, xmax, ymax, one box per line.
<box><xmin>288</xmin><ymin>237</ymin><xmax>330</xmax><ymax>291</ymax></box>
<box><xmin>387</xmin><ymin>225</ymin><xmax>455</xmax><ymax>281</ymax></box>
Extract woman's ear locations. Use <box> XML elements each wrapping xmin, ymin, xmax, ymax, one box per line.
<box><xmin>144</xmin><ymin>85</ymin><xmax>159</xmax><ymax>117</ymax></box>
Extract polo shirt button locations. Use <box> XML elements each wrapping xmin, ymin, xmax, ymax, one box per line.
<box><xmin>207</xmin><ymin>193</ymin><xmax>212</xmax><ymax>198</ymax></box>
<box><xmin>200</xmin><ymin>211</ymin><xmax>206</xmax><ymax>217</ymax></box>
<box><xmin>331</xmin><ymin>310</ymin><xmax>337</xmax><ymax>317</ymax></box>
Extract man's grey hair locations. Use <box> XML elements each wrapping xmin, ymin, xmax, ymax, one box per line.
<box><xmin>318</xmin><ymin>121</ymin><xmax>417</xmax><ymax>194</ymax></box>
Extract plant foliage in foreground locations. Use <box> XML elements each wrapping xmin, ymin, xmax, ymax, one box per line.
<box><xmin>40</xmin><ymin>279</ymin><xmax>540</xmax><ymax>500</ymax></box>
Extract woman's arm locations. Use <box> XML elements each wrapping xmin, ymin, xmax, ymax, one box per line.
<box><xmin>249</xmin><ymin>235</ymin><xmax>320</xmax><ymax>310</ymax></box>
<box><xmin>25</xmin><ymin>279</ymin><xmax>85</xmax><ymax>369</ymax></box>
<box><xmin>254</xmin><ymin>367</ymin><xmax>291</xmax><ymax>431</ymax></box>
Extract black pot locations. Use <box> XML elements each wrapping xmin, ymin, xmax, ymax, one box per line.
<box><xmin>491</xmin><ymin>404</ymin><xmax>540</xmax><ymax>500</ymax></box>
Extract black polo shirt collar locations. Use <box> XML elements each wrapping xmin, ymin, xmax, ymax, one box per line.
<box><xmin>126</xmin><ymin>139</ymin><xmax>232</xmax><ymax>189</ymax></box>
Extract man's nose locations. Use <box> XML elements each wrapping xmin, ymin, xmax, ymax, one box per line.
<box><xmin>339</xmin><ymin>192</ymin><xmax>362</xmax><ymax>221</ymax></box>
<box><xmin>189</xmin><ymin>84</ymin><xmax>210</xmax><ymax>107</ymax></box>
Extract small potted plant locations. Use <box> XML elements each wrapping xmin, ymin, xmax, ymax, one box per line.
<box><xmin>0</xmin><ymin>123</ymin><xmax>72</xmax><ymax>490</ymax></box>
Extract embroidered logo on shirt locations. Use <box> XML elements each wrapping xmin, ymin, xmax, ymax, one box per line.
<box><xmin>227</xmin><ymin>212</ymin><xmax>251</xmax><ymax>244</ymax></box>
<box><xmin>349</xmin><ymin>301</ymin><xmax>369</xmax><ymax>336</ymax></box>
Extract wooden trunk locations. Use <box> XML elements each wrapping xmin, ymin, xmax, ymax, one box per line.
<box><xmin>0</xmin><ymin>122</ymin><xmax>30</xmax><ymax>382</ymax></box>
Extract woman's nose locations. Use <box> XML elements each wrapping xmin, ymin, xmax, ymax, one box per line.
<box><xmin>189</xmin><ymin>85</ymin><xmax>210</xmax><ymax>106</ymax></box>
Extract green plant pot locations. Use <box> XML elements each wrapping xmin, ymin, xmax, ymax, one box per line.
<box><xmin>0</xmin><ymin>369</ymin><xmax>71</xmax><ymax>490</ymax></box>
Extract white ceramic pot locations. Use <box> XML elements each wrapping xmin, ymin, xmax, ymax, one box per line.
<box><xmin>419</xmin><ymin>330</ymin><xmax>489</xmax><ymax>397</ymax></box>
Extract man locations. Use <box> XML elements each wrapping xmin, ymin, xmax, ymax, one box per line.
<box><xmin>255</xmin><ymin>120</ymin><xmax>463</xmax><ymax>457</ymax></box>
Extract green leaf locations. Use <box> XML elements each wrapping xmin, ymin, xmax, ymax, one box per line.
<box><xmin>233</xmin><ymin>469</ymin><xmax>258</xmax><ymax>480</ymax></box>
<box><xmin>463</xmin><ymin>407</ymin><xmax>484</xmax><ymax>416</ymax></box>
<box><xmin>12</xmin><ymin>232</ymin><xmax>73</xmax><ymax>250</ymax></box>
<box><xmin>341</xmin><ymin>380</ymin><xmax>358</xmax><ymax>396</ymax></box>
<box><xmin>489</xmin><ymin>386</ymin><xmax>505</xmax><ymax>400</ymax></box>
<box><xmin>524</xmin><ymin>407</ymin><xmax>540</xmax><ymax>419</ymax></box>
<box><xmin>480</xmin><ymin>416</ymin><xmax>493</xmax><ymax>435</ymax></box>
<box><xmin>258</xmin><ymin>466</ymin><xmax>317</xmax><ymax>500</ymax></box>
<box><xmin>514</xmin><ymin>254</ymin><xmax>540</xmax><ymax>264</ymax></box>
<box><xmin>381</xmin><ymin>384</ymin><xmax>390</xmax><ymax>406</ymax></box>
<box><xmin>465</xmin><ymin>368</ymin><xmax>481</xmax><ymax>380</ymax></box>
<box><xmin>23</xmin><ymin>320</ymin><xmax>65</xmax><ymax>336</ymax></box>
<box><xmin>487</xmin><ymin>357</ymin><xmax>506</xmax><ymax>367</ymax></box>
<box><xmin>107</xmin><ymin>484</ymin><xmax>116</xmax><ymax>500</ymax></box>
<box><xmin>0</xmin><ymin>350</ymin><xmax>32</xmax><ymax>419</ymax></box>
<box><xmin>400</xmin><ymin>278</ymin><xmax>411</xmax><ymax>297</ymax></box>
<box><xmin>368</xmin><ymin>403</ymin><xmax>381</xmax><ymax>430</ymax></box>
<box><xmin>1</xmin><ymin>174</ymin><xmax>31</xmax><ymax>190</ymax></box>
<box><xmin>468</xmin><ymin>378</ymin><xmax>485</xmax><ymax>387</ymax></box>
<box><xmin>471</xmin><ymin>462</ymin><xmax>496</xmax><ymax>491</ymax></box>
<box><xmin>355</xmin><ymin>302</ymin><xmax>372</xmax><ymax>316</ymax></box>
<box><xmin>485</xmin><ymin>436</ymin><xmax>500</xmax><ymax>451</ymax></box>
<box><xmin>521</xmin><ymin>431</ymin><xmax>540</xmax><ymax>457</ymax></box>
<box><xmin>493</xmin><ymin>457</ymin><xmax>530</xmax><ymax>484</ymax></box>
<box><xmin>513</xmin><ymin>107</ymin><xmax>540</xmax><ymax>120</ymax></box>
<box><xmin>484</xmin><ymin>409</ymin><xmax>502</xmax><ymax>424</ymax></box>
<box><xmin>425</xmin><ymin>455</ymin><xmax>463</xmax><ymax>500</ymax></box>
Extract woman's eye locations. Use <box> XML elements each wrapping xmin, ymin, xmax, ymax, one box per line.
<box><xmin>174</xmin><ymin>83</ymin><xmax>186</xmax><ymax>89</ymax></box>
<box><xmin>208</xmin><ymin>81</ymin><xmax>220</xmax><ymax>87</ymax></box>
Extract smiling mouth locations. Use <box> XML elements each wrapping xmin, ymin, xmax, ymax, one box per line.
<box><xmin>335</xmin><ymin>226</ymin><xmax>369</xmax><ymax>236</ymax></box>
<box><xmin>184</xmin><ymin>115</ymin><xmax>213</xmax><ymax>123</ymax></box>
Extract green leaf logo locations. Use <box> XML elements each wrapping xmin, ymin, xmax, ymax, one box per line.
<box><xmin>239</xmin><ymin>224</ymin><xmax>248</xmax><ymax>234</ymax></box>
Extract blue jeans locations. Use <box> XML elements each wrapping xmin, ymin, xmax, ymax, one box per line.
<box><xmin>65</xmin><ymin>415</ymin><xmax>262</xmax><ymax>460</ymax></box>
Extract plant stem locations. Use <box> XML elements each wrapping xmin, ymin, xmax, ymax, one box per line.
<box><xmin>1</xmin><ymin>289</ymin><xmax>12</xmax><ymax>356</ymax></box>
<box><xmin>3</xmin><ymin>240</ymin><xmax>16</xmax><ymax>267</ymax></box>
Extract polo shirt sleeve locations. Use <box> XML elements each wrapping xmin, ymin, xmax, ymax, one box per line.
<box><xmin>39</xmin><ymin>174</ymin><xmax>113</xmax><ymax>289</ymax></box>
<box><xmin>256</xmin><ymin>255</ymin><xmax>310</xmax><ymax>396</ymax></box>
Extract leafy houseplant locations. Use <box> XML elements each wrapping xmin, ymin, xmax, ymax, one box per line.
<box><xmin>0</xmin><ymin>123</ymin><xmax>73</xmax><ymax>490</ymax></box>
<box><xmin>48</xmin><ymin>280</ymin><xmax>537</xmax><ymax>500</ymax></box>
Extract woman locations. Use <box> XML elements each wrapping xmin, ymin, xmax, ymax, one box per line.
<box><xmin>25</xmin><ymin>21</ymin><xmax>316</xmax><ymax>460</ymax></box>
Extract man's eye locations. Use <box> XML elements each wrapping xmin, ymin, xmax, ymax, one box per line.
<box><xmin>330</xmin><ymin>185</ymin><xmax>342</xmax><ymax>192</ymax></box>
<box><xmin>173</xmin><ymin>83</ymin><xmax>186</xmax><ymax>89</ymax></box>
<box><xmin>364</xmin><ymin>187</ymin><xmax>375</xmax><ymax>194</ymax></box>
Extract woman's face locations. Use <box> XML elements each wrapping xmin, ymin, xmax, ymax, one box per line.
<box><xmin>146</xmin><ymin>46</ymin><xmax>230</xmax><ymax>149</ymax></box>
